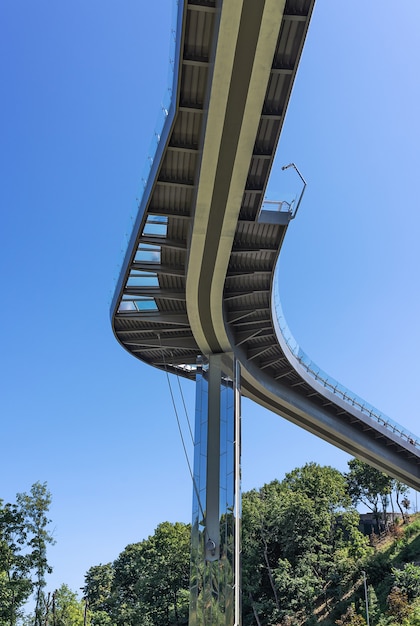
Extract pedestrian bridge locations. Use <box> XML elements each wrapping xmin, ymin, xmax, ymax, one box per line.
<box><xmin>110</xmin><ymin>0</ymin><xmax>420</xmax><ymax>489</ymax></box>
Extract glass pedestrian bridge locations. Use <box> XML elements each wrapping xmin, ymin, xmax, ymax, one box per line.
<box><xmin>111</xmin><ymin>2</ymin><xmax>420</xmax><ymax>622</ymax></box>
<box><xmin>111</xmin><ymin>0</ymin><xmax>420</xmax><ymax>488</ymax></box>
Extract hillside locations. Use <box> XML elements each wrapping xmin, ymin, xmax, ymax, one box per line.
<box><xmin>319</xmin><ymin>514</ymin><xmax>420</xmax><ymax>626</ymax></box>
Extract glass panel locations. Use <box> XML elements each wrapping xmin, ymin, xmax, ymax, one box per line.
<box><xmin>143</xmin><ymin>216</ymin><xmax>168</xmax><ymax>238</ymax></box>
<box><xmin>134</xmin><ymin>298</ymin><xmax>158</xmax><ymax>311</ymax></box>
<box><xmin>118</xmin><ymin>298</ymin><xmax>158</xmax><ymax>313</ymax></box>
<box><xmin>272</xmin><ymin>269</ymin><xmax>420</xmax><ymax>447</ymax></box>
<box><xmin>142</xmin><ymin>222</ymin><xmax>167</xmax><ymax>237</ymax></box>
<box><xmin>126</xmin><ymin>272</ymin><xmax>159</xmax><ymax>287</ymax></box>
<box><xmin>261</xmin><ymin>199</ymin><xmax>292</xmax><ymax>213</ymax></box>
<box><xmin>135</xmin><ymin>243</ymin><xmax>161</xmax><ymax>263</ymax></box>
<box><xmin>117</xmin><ymin>301</ymin><xmax>136</xmax><ymax>312</ymax></box>
<box><xmin>148</xmin><ymin>215</ymin><xmax>168</xmax><ymax>224</ymax></box>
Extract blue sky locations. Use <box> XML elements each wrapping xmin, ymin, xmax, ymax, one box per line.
<box><xmin>1</xmin><ymin>0</ymin><xmax>420</xmax><ymax>598</ymax></box>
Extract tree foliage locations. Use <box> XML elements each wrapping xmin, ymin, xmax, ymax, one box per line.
<box><xmin>346</xmin><ymin>460</ymin><xmax>393</xmax><ymax>532</ymax></box>
<box><xmin>0</xmin><ymin>483</ymin><xmax>54</xmax><ymax>626</ymax></box>
<box><xmin>2</xmin><ymin>465</ymin><xmax>416</xmax><ymax>626</ymax></box>
<box><xmin>241</xmin><ymin>463</ymin><xmax>369</xmax><ymax>625</ymax></box>
<box><xmin>391</xmin><ymin>564</ymin><xmax>420</xmax><ymax>601</ymax></box>
<box><xmin>84</xmin><ymin>522</ymin><xmax>190</xmax><ymax>626</ymax></box>
<box><xmin>387</xmin><ymin>586</ymin><xmax>412</xmax><ymax>623</ymax></box>
<box><xmin>336</xmin><ymin>603</ymin><xmax>367</xmax><ymax>626</ymax></box>
<box><xmin>49</xmin><ymin>584</ymin><xmax>86</xmax><ymax>626</ymax></box>
<box><xmin>16</xmin><ymin>482</ymin><xmax>55</xmax><ymax>626</ymax></box>
<box><xmin>0</xmin><ymin>501</ymin><xmax>32</xmax><ymax>626</ymax></box>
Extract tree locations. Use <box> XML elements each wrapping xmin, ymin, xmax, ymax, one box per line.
<box><xmin>16</xmin><ymin>482</ymin><xmax>55</xmax><ymax>626</ymax></box>
<box><xmin>282</xmin><ymin>462</ymin><xmax>351</xmax><ymax>512</ymax></box>
<box><xmin>402</xmin><ymin>497</ymin><xmax>411</xmax><ymax>519</ymax></box>
<box><xmin>241</xmin><ymin>489</ymin><xmax>266</xmax><ymax>626</ymax></box>
<box><xmin>145</xmin><ymin>522</ymin><xmax>190</xmax><ymax>625</ymax></box>
<box><xmin>86</xmin><ymin>522</ymin><xmax>190</xmax><ymax>626</ymax></box>
<box><xmin>241</xmin><ymin>464</ymin><xmax>367</xmax><ymax>625</ymax></box>
<box><xmin>366</xmin><ymin>584</ymin><xmax>380</xmax><ymax>626</ymax></box>
<box><xmin>48</xmin><ymin>585</ymin><xmax>86</xmax><ymax>626</ymax></box>
<box><xmin>346</xmin><ymin>460</ymin><xmax>392</xmax><ymax>533</ymax></box>
<box><xmin>84</xmin><ymin>564</ymin><xmax>114</xmax><ymax>626</ymax></box>
<box><xmin>0</xmin><ymin>501</ymin><xmax>32</xmax><ymax>626</ymax></box>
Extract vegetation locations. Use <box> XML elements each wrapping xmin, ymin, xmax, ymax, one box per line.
<box><xmin>2</xmin><ymin>462</ymin><xmax>420</xmax><ymax>626</ymax></box>
<box><xmin>0</xmin><ymin>482</ymin><xmax>55</xmax><ymax>626</ymax></box>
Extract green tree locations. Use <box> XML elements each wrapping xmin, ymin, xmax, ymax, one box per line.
<box><xmin>394</xmin><ymin>482</ymin><xmax>410</xmax><ymax>523</ymax></box>
<box><xmin>144</xmin><ymin>522</ymin><xmax>190</xmax><ymax>625</ymax></box>
<box><xmin>86</xmin><ymin>522</ymin><xmax>190</xmax><ymax>626</ymax></box>
<box><xmin>0</xmin><ymin>500</ymin><xmax>33</xmax><ymax>626</ymax></box>
<box><xmin>16</xmin><ymin>482</ymin><xmax>55</xmax><ymax>626</ymax></box>
<box><xmin>241</xmin><ymin>464</ymin><xmax>366</xmax><ymax>625</ymax></box>
<box><xmin>24</xmin><ymin>585</ymin><xmax>87</xmax><ymax>626</ymax></box>
<box><xmin>346</xmin><ymin>459</ymin><xmax>392</xmax><ymax>533</ymax></box>
<box><xmin>367</xmin><ymin>584</ymin><xmax>381</xmax><ymax>626</ymax></box>
<box><xmin>84</xmin><ymin>564</ymin><xmax>114</xmax><ymax>626</ymax></box>
<box><xmin>241</xmin><ymin>489</ymin><xmax>266</xmax><ymax>625</ymax></box>
<box><xmin>49</xmin><ymin>585</ymin><xmax>86</xmax><ymax>626</ymax></box>
<box><xmin>282</xmin><ymin>462</ymin><xmax>351</xmax><ymax>511</ymax></box>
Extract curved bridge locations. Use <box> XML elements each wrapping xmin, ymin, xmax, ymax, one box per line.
<box><xmin>110</xmin><ymin>0</ymin><xmax>420</xmax><ymax>489</ymax></box>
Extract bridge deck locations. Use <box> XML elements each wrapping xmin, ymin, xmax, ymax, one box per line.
<box><xmin>111</xmin><ymin>0</ymin><xmax>420</xmax><ymax>489</ymax></box>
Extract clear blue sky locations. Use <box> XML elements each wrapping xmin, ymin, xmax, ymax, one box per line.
<box><xmin>1</xmin><ymin>0</ymin><xmax>420</xmax><ymax>599</ymax></box>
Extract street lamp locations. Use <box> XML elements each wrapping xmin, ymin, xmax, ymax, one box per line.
<box><xmin>281</xmin><ymin>162</ymin><xmax>307</xmax><ymax>219</ymax></box>
<box><xmin>361</xmin><ymin>570</ymin><xmax>370</xmax><ymax>626</ymax></box>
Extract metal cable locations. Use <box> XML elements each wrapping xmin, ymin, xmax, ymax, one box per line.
<box><xmin>176</xmin><ymin>374</ymin><xmax>194</xmax><ymax>444</ymax></box>
<box><xmin>157</xmin><ymin>335</ymin><xmax>205</xmax><ymax>521</ymax></box>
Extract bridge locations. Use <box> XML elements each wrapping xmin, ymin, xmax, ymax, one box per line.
<box><xmin>111</xmin><ymin>0</ymin><xmax>420</xmax><ymax>492</ymax></box>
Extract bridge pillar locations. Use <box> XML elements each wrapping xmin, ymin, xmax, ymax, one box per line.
<box><xmin>189</xmin><ymin>355</ymin><xmax>241</xmax><ymax>625</ymax></box>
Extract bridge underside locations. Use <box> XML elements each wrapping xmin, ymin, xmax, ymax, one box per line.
<box><xmin>111</xmin><ymin>0</ymin><xmax>420</xmax><ymax>489</ymax></box>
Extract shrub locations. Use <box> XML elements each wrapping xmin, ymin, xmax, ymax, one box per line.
<box><xmin>366</xmin><ymin>552</ymin><xmax>393</xmax><ymax>584</ymax></box>
<box><xmin>387</xmin><ymin>586</ymin><xmax>411</xmax><ymax>623</ymax></box>
<box><xmin>404</xmin><ymin>520</ymin><xmax>420</xmax><ymax>539</ymax></box>
<box><xmin>392</xmin><ymin>563</ymin><xmax>420</xmax><ymax>600</ymax></box>
<box><xmin>336</xmin><ymin>604</ymin><xmax>366</xmax><ymax>626</ymax></box>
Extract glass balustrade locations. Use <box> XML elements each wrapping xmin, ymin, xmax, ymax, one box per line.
<box><xmin>272</xmin><ymin>268</ymin><xmax>419</xmax><ymax>447</ymax></box>
<box><xmin>112</xmin><ymin>0</ymin><xmax>179</xmax><ymax>298</ymax></box>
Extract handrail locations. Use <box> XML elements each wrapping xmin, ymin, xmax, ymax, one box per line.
<box><xmin>111</xmin><ymin>0</ymin><xmax>180</xmax><ymax>309</ymax></box>
<box><xmin>272</xmin><ymin>271</ymin><xmax>420</xmax><ymax>448</ymax></box>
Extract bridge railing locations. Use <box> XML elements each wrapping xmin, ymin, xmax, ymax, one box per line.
<box><xmin>261</xmin><ymin>199</ymin><xmax>293</xmax><ymax>214</ymax></box>
<box><xmin>111</xmin><ymin>0</ymin><xmax>179</xmax><ymax>302</ymax></box>
<box><xmin>272</xmin><ymin>272</ymin><xmax>420</xmax><ymax>448</ymax></box>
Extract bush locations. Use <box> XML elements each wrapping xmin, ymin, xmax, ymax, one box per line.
<box><xmin>404</xmin><ymin>520</ymin><xmax>420</xmax><ymax>539</ymax></box>
<box><xmin>387</xmin><ymin>587</ymin><xmax>411</xmax><ymax>623</ymax></box>
<box><xmin>392</xmin><ymin>564</ymin><xmax>420</xmax><ymax>600</ymax></box>
<box><xmin>335</xmin><ymin>604</ymin><xmax>366</xmax><ymax>626</ymax></box>
<box><xmin>366</xmin><ymin>552</ymin><xmax>393</xmax><ymax>584</ymax></box>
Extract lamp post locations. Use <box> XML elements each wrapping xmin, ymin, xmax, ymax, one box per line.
<box><xmin>361</xmin><ymin>570</ymin><xmax>370</xmax><ymax>626</ymax></box>
<box><xmin>281</xmin><ymin>162</ymin><xmax>307</xmax><ymax>219</ymax></box>
<box><xmin>80</xmin><ymin>588</ymin><xmax>89</xmax><ymax>626</ymax></box>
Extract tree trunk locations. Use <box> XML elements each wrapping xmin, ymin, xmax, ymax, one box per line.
<box><xmin>249</xmin><ymin>592</ymin><xmax>262</xmax><ymax>626</ymax></box>
<box><xmin>260</xmin><ymin>526</ymin><xmax>280</xmax><ymax>613</ymax></box>
<box><xmin>396</xmin><ymin>491</ymin><xmax>407</xmax><ymax>523</ymax></box>
<box><xmin>390</xmin><ymin>493</ymin><xmax>395</xmax><ymax>524</ymax></box>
